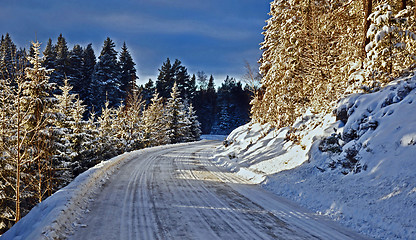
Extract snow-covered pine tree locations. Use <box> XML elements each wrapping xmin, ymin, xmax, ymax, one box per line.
<box><xmin>0</xmin><ymin>78</ymin><xmax>16</xmax><ymax>233</ymax></box>
<box><xmin>91</xmin><ymin>37</ymin><xmax>122</xmax><ymax>111</ymax></box>
<box><xmin>96</xmin><ymin>100</ymin><xmax>119</xmax><ymax>160</ymax></box>
<box><xmin>0</xmin><ymin>41</ymin><xmax>54</xmax><ymax>226</ymax></box>
<box><xmin>24</xmin><ymin>41</ymin><xmax>56</xmax><ymax>204</ymax></box>
<box><xmin>142</xmin><ymin>91</ymin><xmax>168</xmax><ymax>146</ymax></box>
<box><xmin>252</xmin><ymin>0</ymin><xmax>363</xmax><ymax>128</ymax></box>
<box><xmin>361</xmin><ymin>3</ymin><xmax>416</xmax><ymax>90</ymax></box>
<box><xmin>69</xmin><ymin>97</ymin><xmax>91</xmax><ymax>176</ymax></box>
<box><xmin>53</xmin><ymin>79</ymin><xmax>91</xmax><ymax>185</ymax></box>
<box><xmin>165</xmin><ymin>82</ymin><xmax>187</xmax><ymax>144</ymax></box>
<box><xmin>122</xmin><ymin>89</ymin><xmax>145</xmax><ymax>151</ymax></box>
<box><xmin>81</xmin><ymin>111</ymin><xmax>100</xmax><ymax>169</ymax></box>
<box><xmin>251</xmin><ymin>0</ymin><xmax>307</xmax><ymax>128</ymax></box>
<box><xmin>185</xmin><ymin>103</ymin><xmax>201</xmax><ymax>142</ymax></box>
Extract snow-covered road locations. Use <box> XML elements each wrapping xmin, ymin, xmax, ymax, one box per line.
<box><xmin>69</xmin><ymin>140</ymin><xmax>368</xmax><ymax>240</ymax></box>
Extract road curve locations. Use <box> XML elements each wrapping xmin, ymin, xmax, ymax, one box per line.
<box><xmin>69</xmin><ymin>140</ymin><xmax>368</xmax><ymax>240</ymax></box>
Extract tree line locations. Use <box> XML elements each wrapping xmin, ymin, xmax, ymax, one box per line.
<box><xmin>0</xmin><ymin>39</ymin><xmax>201</xmax><ymax>233</ymax></box>
<box><xmin>252</xmin><ymin>0</ymin><xmax>416</xmax><ymax>129</ymax></box>
<box><xmin>0</xmin><ymin>33</ymin><xmax>251</xmax><ymax>232</ymax></box>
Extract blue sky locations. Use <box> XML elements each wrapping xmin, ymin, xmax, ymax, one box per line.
<box><xmin>0</xmin><ymin>0</ymin><xmax>270</xmax><ymax>85</ymax></box>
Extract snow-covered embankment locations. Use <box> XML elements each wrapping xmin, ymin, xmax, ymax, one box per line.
<box><xmin>1</xmin><ymin>150</ymin><xmax>141</xmax><ymax>240</ymax></box>
<box><xmin>214</xmin><ymin>76</ymin><xmax>416</xmax><ymax>239</ymax></box>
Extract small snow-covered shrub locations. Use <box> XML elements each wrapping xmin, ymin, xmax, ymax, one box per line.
<box><xmin>318</xmin><ymin>134</ymin><xmax>342</xmax><ymax>153</ymax></box>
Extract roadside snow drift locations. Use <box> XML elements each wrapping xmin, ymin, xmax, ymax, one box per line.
<box><xmin>214</xmin><ymin>76</ymin><xmax>416</xmax><ymax>239</ymax></box>
<box><xmin>0</xmin><ymin>150</ymin><xmax>140</xmax><ymax>240</ymax></box>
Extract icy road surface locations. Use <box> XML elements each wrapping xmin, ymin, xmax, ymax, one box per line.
<box><xmin>69</xmin><ymin>140</ymin><xmax>368</xmax><ymax>240</ymax></box>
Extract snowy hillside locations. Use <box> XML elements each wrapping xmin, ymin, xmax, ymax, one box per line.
<box><xmin>214</xmin><ymin>76</ymin><xmax>416</xmax><ymax>239</ymax></box>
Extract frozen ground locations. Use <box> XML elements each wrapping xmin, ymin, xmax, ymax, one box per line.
<box><xmin>2</xmin><ymin>141</ymin><xmax>366</xmax><ymax>240</ymax></box>
<box><xmin>214</xmin><ymin>76</ymin><xmax>416</xmax><ymax>239</ymax></box>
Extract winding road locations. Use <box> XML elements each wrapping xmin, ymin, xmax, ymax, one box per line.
<box><xmin>69</xmin><ymin>140</ymin><xmax>368</xmax><ymax>240</ymax></box>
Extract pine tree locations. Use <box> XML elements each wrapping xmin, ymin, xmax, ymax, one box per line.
<box><xmin>96</xmin><ymin>99</ymin><xmax>119</xmax><ymax>160</ymax></box>
<box><xmin>0</xmin><ymin>33</ymin><xmax>19</xmax><ymax>82</ymax></box>
<box><xmin>165</xmin><ymin>82</ymin><xmax>187</xmax><ymax>144</ymax></box>
<box><xmin>42</xmin><ymin>38</ymin><xmax>56</xmax><ymax>72</ymax></box>
<box><xmin>156</xmin><ymin>58</ymin><xmax>175</xmax><ymax>99</ymax></box>
<box><xmin>69</xmin><ymin>97</ymin><xmax>90</xmax><ymax>176</ymax></box>
<box><xmin>52</xmin><ymin>34</ymin><xmax>69</xmax><ymax>87</ymax></box>
<box><xmin>360</xmin><ymin>3</ymin><xmax>416</xmax><ymax>89</ymax></box>
<box><xmin>0</xmin><ymin>41</ymin><xmax>55</xmax><ymax>226</ymax></box>
<box><xmin>185</xmin><ymin>104</ymin><xmax>201</xmax><ymax>142</ymax></box>
<box><xmin>140</xmin><ymin>78</ymin><xmax>155</xmax><ymax>105</ymax></box>
<box><xmin>173</xmin><ymin>59</ymin><xmax>192</xmax><ymax>100</ymax></box>
<box><xmin>53</xmin><ymin>79</ymin><xmax>88</xmax><ymax>184</ymax></box>
<box><xmin>81</xmin><ymin>43</ymin><xmax>96</xmax><ymax>113</ymax></box>
<box><xmin>119</xmin><ymin>42</ymin><xmax>137</xmax><ymax>102</ymax></box>
<box><xmin>252</xmin><ymin>0</ymin><xmax>363</xmax><ymax>128</ymax></box>
<box><xmin>120</xmin><ymin>90</ymin><xmax>145</xmax><ymax>151</ymax></box>
<box><xmin>91</xmin><ymin>37</ymin><xmax>122</xmax><ymax>111</ymax></box>
<box><xmin>67</xmin><ymin>45</ymin><xmax>84</xmax><ymax>95</ymax></box>
<box><xmin>24</xmin><ymin>41</ymin><xmax>56</xmax><ymax>204</ymax></box>
<box><xmin>0</xmin><ymin>33</ymin><xmax>17</xmax><ymax>81</ymax></box>
<box><xmin>0</xmin><ymin>78</ymin><xmax>16</xmax><ymax>233</ymax></box>
<box><xmin>143</xmin><ymin>91</ymin><xmax>169</xmax><ymax>146</ymax></box>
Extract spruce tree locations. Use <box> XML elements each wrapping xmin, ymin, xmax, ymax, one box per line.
<box><xmin>141</xmin><ymin>79</ymin><xmax>155</xmax><ymax>105</ymax></box>
<box><xmin>119</xmin><ymin>42</ymin><xmax>137</xmax><ymax>102</ymax></box>
<box><xmin>165</xmin><ymin>82</ymin><xmax>187</xmax><ymax>144</ymax></box>
<box><xmin>53</xmin><ymin>79</ymin><xmax>91</xmax><ymax>183</ymax></box>
<box><xmin>156</xmin><ymin>58</ymin><xmax>175</xmax><ymax>99</ymax></box>
<box><xmin>67</xmin><ymin>45</ymin><xmax>84</xmax><ymax>95</ymax></box>
<box><xmin>185</xmin><ymin>104</ymin><xmax>201</xmax><ymax>142</ymax></box>
<box><xmin>91</xmin><ymin>37</ymin><xmax>122</xmax><ymax>111</ymax></box>
<box><xmin>0</xmin><ymin>78</ymin><xmax>16</xmax><ymax>233</ymax></box>
<box><xmin>81</xmin><ymin>43</ymin><xmax>96</xmax><ymax>112</ymax></box>
<box><xmin>143</xmin><ymin>91</ymin><xmax>168</xmax><ymax>146</ymax></box>
<box><xmin>120</xmin><ymin>90</ymin><xmax>145</xmax><ymax>151</ymax></box>
<box><xmin>42</xmin><ymin>38</ymin><xmax>56</xmax><ymax>71</ymax></box>
<box><xmin>24</xmin><ymin>41</ymin><xmax>56</xmax><ymax>204</ymax></box>
<box><xmin>53</xmin><ymin>34</ymin><xmax>69</xmax><ymax>87</ymax></box>
<box><xmin>0</xmin><ymin>33</ymin><xmax>17</xmax><ymax>80</ymax></box>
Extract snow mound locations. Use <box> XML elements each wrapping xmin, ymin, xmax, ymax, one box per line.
<box><xmin>214</xmin><ymin>76</ymin><xmax>416</xmax><ymax>239</ymax></box>
<box><xmin>0</xmin><ymin>150</ymin><xmax>141</xmax><ymax>240</ymax></box>
<box><xmin>214</xmin><ymin>111</ymin><xmax>335</xmax><ymax>183</ymax></box>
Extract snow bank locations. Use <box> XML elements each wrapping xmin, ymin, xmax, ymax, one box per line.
<box><xmin>214</xmin><ymin>76</ymin><xmax>416</xmax><ymax>239</ymax></box>
<box><xmin>0</xmin><ymin>150</ymin><xmax>141</xmax><ymax>240</ymax></box>
<box><xmin>214</xmin><ymin>112</ymin><xmax>335</xmax><ymax>183</ymax></box>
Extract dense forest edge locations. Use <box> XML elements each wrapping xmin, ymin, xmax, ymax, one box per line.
<box><xmin>0</xmin><ymin>34</ymin><xmax>251</xmax><ymax>232</ymax></box>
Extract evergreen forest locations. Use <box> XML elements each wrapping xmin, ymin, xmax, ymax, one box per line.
<box><xmin>0</xmin><ymin>34</ymin><xmax>250</xmax><ymax>232</ymax></box>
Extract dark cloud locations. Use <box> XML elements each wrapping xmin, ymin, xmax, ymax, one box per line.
<box><xmin>0</xmin><ymin>0</ymin><xmax>270</xmax><ymax>82</ymax></box>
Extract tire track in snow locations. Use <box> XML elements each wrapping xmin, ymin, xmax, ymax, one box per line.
<box><xmin>69</xmin><ymin>141</ymin><xmax>369</xmax><ymax>240</ymax></box>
